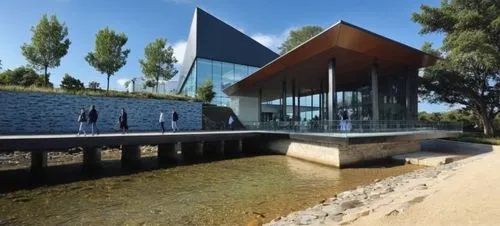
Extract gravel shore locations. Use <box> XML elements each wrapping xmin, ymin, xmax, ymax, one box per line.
<box><xmin>265</xmin><ymin>153</ymin><xmax>485</xmax><ymax>225</ymax></box>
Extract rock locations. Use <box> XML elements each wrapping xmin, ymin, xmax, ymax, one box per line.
<box><xmin>247</xmin><ymin>218</ymin><xmax>263</xmax><ymax>226</ymax></box>
<box><xmin>340</xmin><ymin>200</ymin><xmax>362</xmax><ymax>210</ymax></box>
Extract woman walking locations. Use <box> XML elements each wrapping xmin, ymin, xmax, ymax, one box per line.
<box><xmin>77</xmin><ymin>108</ymin><xmax>87</xmax><ymax>136</ymax></box>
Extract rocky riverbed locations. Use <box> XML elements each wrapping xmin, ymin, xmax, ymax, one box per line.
<box><xmin>265</xmin><ymin>153</ymin><xmax>483</xmax><ymax>226</ymax></box>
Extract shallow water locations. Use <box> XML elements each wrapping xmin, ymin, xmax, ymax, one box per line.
<box><xmin>0</xmin><ymin>155</ymin><xmax>423</xmax><ymax>225</ymax></box>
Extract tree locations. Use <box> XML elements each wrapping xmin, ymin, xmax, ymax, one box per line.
<box><xmin>196</xmin><ymin>80</ymin><xmax>216</xmax><ymax>103</ymax></box>
<box><xmin>21</xmin><ymin>14</ymin><xmax>71</xmax><ymax>87</ymax></box>
<box><xmin>139</xmin><ymin>38</ymin><xmax>178</xmax><ymax>93</ymax></box>
<box><xmin>0</xmin><ymin>59</ymin><xmax>2</xmax><ymax>70</ymax></box>
<box><xmin>413</xmin><ymin>1</ymin><xmax>500</xmax><ymax>136</ymax></box>
<box><xmin>60</xmin><ymin>73</ymin><xmax>84</xmax><ymax>91</ymax></box>
<box><xmin>85</xmin><ymin>27</ymin><xmax>130</xmax><ymax>92</ymax></box>
<box><xmin>144</xmin><ymin>79</ymin><xmax>156</xmax><ymax>92</ymax></box>
<box><xmin>278</xmin><ymin>26</ymin><xmax>323</xmax><ymax>55</ymax></box>
<box><xmin>0</xmin><ymin>66</ymin><xmax>47</xmax><ymax>87</ymax></box>
<box><xmin>88</xmin><ymin>81</ymin><xmax>100</xmax><ymax>91</ymax></box>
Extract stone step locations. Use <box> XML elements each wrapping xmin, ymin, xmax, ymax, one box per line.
<box><xmin>392</xmin><ymin>151</ymin><xmax>464</xmax><ymax>166</ymax></box>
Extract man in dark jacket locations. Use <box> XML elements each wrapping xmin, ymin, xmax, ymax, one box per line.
<box><xmin>88</xmin><ymin>105</ymin><xmax>99</xmax><ymax>135</ymax></box>
<box><xmin>119</xmin><ymin>108</ymin><xmax>128</xmax><ymax>134</ymax></box>
<box><xmin>171</xmin><ymin>108</ymin><xmax>179</xmax><ymax>132</ymax></box>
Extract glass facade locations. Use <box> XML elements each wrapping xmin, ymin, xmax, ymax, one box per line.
<box><xmin>258</xmin><ymin>71</ymin><xmax>414</xmax><ymax>122</ymax></box>
<box><xmin>180</xmin><ymin>57</ymin><xmax>259</xmax><ymax>106</ymax></box>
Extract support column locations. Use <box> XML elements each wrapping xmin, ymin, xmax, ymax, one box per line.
<box><xmin>311</xmin><ymin>94</ymin><xmax>314</xmax><ymax>119</ymax></box>
<box><xmin>319</xmin><ymin>80</ymin><xmax>323</xmax><ymax>120</ymax></box>
<box><xmin>203</xmin><ymin>141</ymin><xmax>224</xmax><ymax>159</ymax></box>
<box><xmin>83</xmin><ymin>147</ymin><xmax>101</xmax><ymax>170</ymax></box>
<box><xmin>181</xmin><ymin>142</ymin><xmax>204</xmax><ymax>161</ymax></box>
<box><xmin>371</xmin><ymin>62</ymin><xmax>379</xmax><ymax>121</ymax></box>
<box><xmin>158</xmin><ymin>143</ymin><xmax>182</xmax><ymax>163</ymax></box>
<box><xmin>281</xmin><ymin>80</ymin><xmax>287</xmax><ymax>121</ymax></box>
<box><xmin>121</xmin><ymin>145</ymin><xmax>141</xmax><ymax>168</ymax></box>
<box><xmin>292</xmin><ymin>79</ymin><xmax>296</xmax><ymax>120</ymax></box>
<box><xmin>405</xmin><ymin>66</ymin><xmax>411</xmax><ymax>121</ymax></box>
<box><xmin>297</xmin><ymin>85</ymin><xmax>301</xmax><ymax>122</ymax></box>
<box><xmin>224</xmin><ymin>140</ymin><xmax>242</xmax><ymax>157</ymax></box>
<box><xmin>328</xmin><ymin>59</ymin><xmax>336</xmax><ymax>121</ymax></box>
<box><xmin>31</xmin><ymin>151</ymin><xmax>47</xmax><ymax>173</ymax></box>
<box><xmin>258</xmin><ymin>88</ymin><xmax>262</xmax><ymax>122</ymax></box>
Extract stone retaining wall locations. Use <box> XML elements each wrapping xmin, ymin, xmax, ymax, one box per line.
<box><xmin>0</xmin><ymin>91</ymin><xmax>202</xmax><ymax>134</ymax></box>
<box><xmin>265</xmin><ymin>139</ymin><xmax>420</xmax><ymax>168</ymax></box>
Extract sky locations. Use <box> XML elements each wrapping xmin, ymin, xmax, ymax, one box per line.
<box><xmin>0</xmin><ymin>0</ymin><xmax>458</xmax><ymax>112</ymax></box>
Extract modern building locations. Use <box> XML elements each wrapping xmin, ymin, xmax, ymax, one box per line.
<box><xmin>178</xmin><ymin>8</ymin><xmax>279</xmax><ymax>106</ymax></box>
<box><xmin>179</xmin><ymin>8</ymin><xmax>437</xmax><ymax>123</ymax></box>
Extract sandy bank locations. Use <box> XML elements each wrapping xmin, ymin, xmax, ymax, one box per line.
<box><xmin>266</xmin><ymin>149</ymin><xmax>496</xmax><ymax>225</ymax></box>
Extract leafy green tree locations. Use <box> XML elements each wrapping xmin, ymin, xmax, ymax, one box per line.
<box><xmin>413</xmin><ymin>1</ymin><xmax>500</xmax><ymax>136</ymax></box>
<box><xmin>85</xmin><ymin>27</ymin><xmax>130</xmax><ymax>92</ymax></box>
<box><xmin>88</xmin><ymin>81</ymin><xmax>100</xmax><ymax>91</ymax></box>
<box><xmin>60</xmin><ymin>73</ymin><xmax>84</xmax><ymax>90</ymax></box>
<box><xmin>139</xmin><ymin>38</ymin><xmax>178</xmax><ymax>93</ymax></box>
<box><xmin>21</xmin><ymin>14</ymin><xmax>71</xmax><ymax>87</ymax></box>
<box><xmin>0</xmin><ymin>66</ymin><xmax>47</xmax><ymax>87</ymax></box>
<box><xmin>0</xmin><ymin>59</ymin><xmax>2</xmax><ymax>70</ymax></box>
<box><xmin>278</xmin><ymin>26</ymin><xmax>323</xmax><ymax>55</ymax></box>
<box><xmin>144</xmin><ymin>79</ymin><xmax>156</xmax><ymax>92</ymax></box>
<box><xmin>196</xmin><ymin>80</ymin><xmax>216</xmax><ymax>103</ymax></box>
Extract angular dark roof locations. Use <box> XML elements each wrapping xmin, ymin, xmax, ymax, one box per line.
<box><xmin>178</xmin><ymin>8</ymin><xmax>279</xmax><ymax>91</ymax></box>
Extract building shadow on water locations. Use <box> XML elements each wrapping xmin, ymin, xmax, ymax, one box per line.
<box><xmin>0</xmin><ymin>152</ymin><xmax>272</xmax><ymax>194</ymax></box>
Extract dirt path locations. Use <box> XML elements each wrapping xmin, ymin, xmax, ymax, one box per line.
<box><xmin>352</xmin><ymin>150</ymin><xmax>500</xmax><ymax>226</ymax></box>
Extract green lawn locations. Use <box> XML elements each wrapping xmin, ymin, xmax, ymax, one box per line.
<box><xmin>0</xmin><ymin>85</ymin><xmax>201</xmax><ymax>102</ymax></box>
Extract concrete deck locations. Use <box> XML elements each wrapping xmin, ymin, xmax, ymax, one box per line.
<box><xmin>0</xmin><ymin>130</ymin><xmax>461</xmax><ymax>151</ymax></box>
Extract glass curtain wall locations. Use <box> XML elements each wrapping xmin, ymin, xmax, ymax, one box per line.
<box><xmin>180</xmin><ymin>57</ymin><xmax>259</xmax><ymax>106</ymax></box>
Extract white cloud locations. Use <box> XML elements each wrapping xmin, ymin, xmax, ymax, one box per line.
<box><xmin>117</xmin><ymin>78</ymin><xmax>130</xmax><ymax>87</ymax></box>
<box><xmin>173</xmin><ymin>40</ymin><xmax>187</xmax><ymax>65</ymax></box>
<box><xmin>250</xmin><ymin>27</ymin><xmax>295</xmax><ymax>52</ymax></box>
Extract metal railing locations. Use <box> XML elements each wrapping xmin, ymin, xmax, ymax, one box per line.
<box><xmin>242</xmin><ymin>120</ymin><xmax>463</xmax><ymax>134</ymax></box>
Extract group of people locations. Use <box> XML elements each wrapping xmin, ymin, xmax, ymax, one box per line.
<box><xmin>77</xmin><ymin>106</ymin><xmax>179</xmax><ymax>136</ymax></box>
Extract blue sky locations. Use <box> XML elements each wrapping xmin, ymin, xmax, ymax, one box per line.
<box><xmin>0</xmin><ymin>0</ymin><xmax>458</xmax><ymax>112</ymax></box>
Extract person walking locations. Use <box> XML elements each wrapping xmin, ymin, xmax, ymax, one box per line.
<box><xmin>77</xmin><ymin>108</ymin><xmax>87</xmax><ymax>136</ymax></box>
<box><xmin>119</xmin><ymin>108</ymin><xmax>128</xmax><ymax>134</ymax></box>
<box><xmin>171</xmin><ymin>108</ymin><xmax>179</xmax><ymax>132</ymax></box>
<box><xmin>159</xmin><ymin>110</ymin><xmax>165</xmax><ymax>134</ymax></box>
<box><xmin>228</xmin><ymin>115</ymin><xmax>234</xmax><ymax>130</ymax></box>
<box><xmin>88</xmin><ymin>105</ymin><xmax>99</xmax><ymax>136</ymax></box>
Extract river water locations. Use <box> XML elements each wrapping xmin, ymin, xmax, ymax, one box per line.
<box><xmin>0</xmin><ymin>154</ymin><xmax>423</xmax><ymax>225</ymax></box>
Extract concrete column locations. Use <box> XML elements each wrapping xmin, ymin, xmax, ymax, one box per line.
<box><xmin>311</xmin><ymin>94</ymin><xmax>314</xmax><ymax>119</ymax></box>
<box><xmin>203</xmin><ymin>140</ymin><xmax>224</xmax><ymax>159</ymax></box>
<box><xmin>328</xmin><ymin>59</ymin><xmax>336</xmax><ymax>121</ymax></box>
<box><xmin>281</xmin><ymin>80</ymin><xmax>287</xmax><ymax>120</ymax></box>
<box><xmin>319</xmin><ymin>80</ymin><xmax>323</xmax><ymax>120</ymax></box>
<box><xmin>181</xmin><ymin>142</ymin><xmax>204</xmax><ymax>161</ymax></box>
<box><xmin>405</xmin><ymin>67</ymin><xmax>411</xmax><ymax>120</ymax></box>
<box><xmin>31</xmin><ymin>151</ymin><xmax>47</xmax><ymax>173</ymax></box>
<box><xmin>258</xmin><ymin>88</ymin><xmax>262</xmax><ymax>122</ymax></box>
<box><xmin>224</xmin><ymin>140</ymin><xmax>242</xmax><ymax>157</ymax></box>
<box><xmin>371</xmin><ymin>62</ymin><xmax>379</xmax><ymax>121</ymax></box>
<box><xmin>297</xmin><ymin>84</ymin><xmax>301</xmax><ymax>122</ymax></box>
<box><xmin>292</xmin><ymin>79</ymin><xmax>296</xmax><ymax>120</ymax></box>
<box><xmin>83</xmin><ymin>147</ymin><xmax>101</xmax><ymax>170</ymax></box>
<box><xmin>158</xmin><ymin>143</ymin><xmax>182</xmax><ymax>163</ymax></box>
<box><xmin>121</xmin><ymin>145</ymin><xmax>141</xmax><ymax>168</ymax></box>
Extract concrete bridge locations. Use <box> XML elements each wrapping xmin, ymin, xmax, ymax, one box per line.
<box><xmin>0</xmin><ymin>131</ymin><xmax>262</xmax><ymax>172</ymax></box>
<box><xmin>0</xmin><ymin>130</ymin><xmax>460</xmax><ymax>172</ymax></box>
